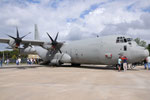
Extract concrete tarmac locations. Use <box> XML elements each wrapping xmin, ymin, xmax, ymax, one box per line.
<box><xmin>0</xmin><ymin>64</ymin><xmax>150</xmax><ymax>100</ymax></box>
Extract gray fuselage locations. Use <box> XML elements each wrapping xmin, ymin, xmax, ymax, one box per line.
<box><xmin>35</xmin><ymin>35</ymin><xmax>149</xmax><ymax>65</ymax></box>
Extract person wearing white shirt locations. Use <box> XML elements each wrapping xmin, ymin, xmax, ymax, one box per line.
<box><xmin>118</xmin><ymin>57</ymin><xmax>122</xmax><ymax>72</ymax></box>
<box><xmin>146</xmin><ymin>56</ymin><xmax>150</xmax><ymax>70</ymax></box>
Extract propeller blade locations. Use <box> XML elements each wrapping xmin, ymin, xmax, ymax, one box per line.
<box><xmin>46</xmin><ymin>32</ymin><xmax>63</xmax><ymax>54</ymax></box>
<box><xmin>47</xmin><ymin>32</ymin><xmax>54</xmax><ymax>42</ymax></box>
<box><xmin>21</xmin><ymin>32</ymin><xmax>31</xmax><ymax>39</ymax></box>
<box><xmin>7</xmin><ymin>34</ymin><xmax>16</xmax><ymax>40</ymax></box>
<box><xmin>54</xmin><ymin>32</ymin><xmax>59</xmax><ymax>42</ymax></box>
<box><xmin>58</xmin><ymin>49</ymin><xmax>62</xmax><ymax>53</ymax></box>
<box><xmin>6</xmin><ymin>27</ymin><xmax>30</xmax><ymax>48</ymax></box>
<box><xmin>16</xmin><ymin>27</ymin><xmax>19</xmax><ymax>38</ymax></box>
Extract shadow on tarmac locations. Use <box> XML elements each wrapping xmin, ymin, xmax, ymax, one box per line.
<box><xmin>0</xmin><ymin>65</ymin><xmax>42</xmax><ymax>69</ymax></box>
<box><xmin>59</xmin><ymin>65</ymin><xmax>116</xmax><ymax>70</ymax></box>
<box><xmin>41</xmin><ymin>64</ymin><xmax>118</xmax><ymax>71</ymax></box>
<box><xmin>55</xmin><ymin>64</ymin><xmax>140</xmax><ymax>71</ymax></box>
<box><xmin>0</xmin><ymin>64</ymin><xmax>140</xmax><ymax>71</ymax></box>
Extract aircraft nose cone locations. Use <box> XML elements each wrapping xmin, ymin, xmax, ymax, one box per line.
<box><xmin>144</xmin><ymin>50</ymin><xmax>149</xmax><ymax>58</ymax></box>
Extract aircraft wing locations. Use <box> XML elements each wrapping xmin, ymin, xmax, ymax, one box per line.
<box><xmin>21</xmin><ymin>39</ymin><xmax>45</xmax><ymax>45</ymax></box>
<box><xmin>0</xmin><ymin>38</ymin><xmax>10</xmax><ymax>43</ymax></box>
<box><xmin>0</xmin><ymin>38</ymin><xmax>45</xmax><ymax>46</ymax></box>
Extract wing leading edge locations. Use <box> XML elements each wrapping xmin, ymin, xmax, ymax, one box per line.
<box><xmin>0</xmin><ymin>38</ymin><xmax>45</xmax><ymax>46</ymax></box>
<box><xmin>0</xmin><ymin>38</ymin><xmax>10</xmax><ymax>43</ymax></box>
<box><xmin>21</xmin><ymin>39</ymin><xmax>44</xmax><ymax>45</ymax></box>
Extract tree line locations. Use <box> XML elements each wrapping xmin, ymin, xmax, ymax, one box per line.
<box><xmin>134</xmin><ymin>38</ymin><xmax>150</xmax><ymax>53</ymax></box>
<box><xmin>0</xmin><ymin>50</ymin><xmax>27</xmax><ymax>59</ymax></box>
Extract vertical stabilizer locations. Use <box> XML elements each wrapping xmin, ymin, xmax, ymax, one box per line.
<box><xmin>34</xmin><ymin>24</ymin><xmax>40</xmax><ymax>40</ymax></box>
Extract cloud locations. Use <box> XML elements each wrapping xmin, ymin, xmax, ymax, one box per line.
<box><xmin>0</xmin><ymin>0</ymin><xmax>150</xmax><ymax>51</ymax></box>
<box><xmin>66</xmin><ymin>27</ymin><xmax>96</xmax><ymax>41</ymax></box>
<box><xmin>5</xmin><ymin>18</ymin><xmax>20</xmax><ymax>26</ymax></box>
<box><xmin>100</xmin><ymin>13</ymin><xmax>150</xmax><ymax>37</ymax></box>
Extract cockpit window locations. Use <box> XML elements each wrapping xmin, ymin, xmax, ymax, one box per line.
<box><xmin>116</xmin><ymin>37</ymin><xmax>132</xmax><ymax>43</ymax></box>
<box><xmin>127</xmin><ymin>38</ymin><xmax>133</xmax><ymax>42</ymax></box>
<box><xmin>124</xmin><ymin>38</ymin><xmax>127</xmax><ymax>42</ymax></box>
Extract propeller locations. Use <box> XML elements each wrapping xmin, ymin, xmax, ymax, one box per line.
<box><xmin>7</xmin><ymin>27</ymin><xmax>31</xmax><ymax>48</ymax></box>
<box><xmin>46</xmin><ymin>32</ymin><xmax>62</xmax><ymax>53</ymax></box>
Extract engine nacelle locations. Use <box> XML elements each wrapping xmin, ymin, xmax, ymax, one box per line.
<box><xmin>50</xmin><ymin>59</ymin><xmax>60</xmax><ymax>65</ymax></box>
<box><xmin>8</xmin><ymin>39</ymin><xmax>16</xmax><ymax>48</ymax></box>
<box><xmin>42</xmin><ymin>42</ymin><xmax>52</xmax><ymax>50</ymax></box>
<box><xmin>50</xmin><ymin>53</ymin><xmax>71</xmax><ymax>65</ymax></box>
<box><xmin>59</xmin><ymin>53</ymin><xmax>71</xmax><ymax>63</ymax></box>
<box><xmin>19</xmin><ymin>46</ymin><xmax>36</xmax><ymax>54</ymax></box>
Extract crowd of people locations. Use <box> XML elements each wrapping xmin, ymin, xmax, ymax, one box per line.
<box><xmin>117</xmin><ymin>55</ymin><xmax>150</xmax><ymax>72</ymax></box>
<box><xmin>0</xmin><ymin>57</ymin><xmax>39</xmax><ymax>67</ymax></box>
<box><xmin>117</xmin><ymin>56</ymin><xmax>128</xmax><ymax>72</ymax></box>
<box><xmin>27</xmin><ymin>58</ymin><xmax>39</xmax><ymax>65</ymax></box>
<box><xmin>4</xmin><ymin>59</ymin><xmax>10</xmax><ymax>65</ymax></box>
<box><xmin>16</xmin><ymin>58</ymin><xmax>39</xmax><ymax>65</ymax></box>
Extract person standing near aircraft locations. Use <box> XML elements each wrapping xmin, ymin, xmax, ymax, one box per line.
<box><xmin>18</xmin><ymin>58</ymin><xmax>21</xmax><ymax>65</ymax></box>
<box><xmin>0</xmin><ymin>57</ymin><xmax>2</xmax><ymax>67</ymax></box>
<box><xmin>6</xmin><ymin>59</ymin><xmax>9</xmax><ymax>65</ymax></box>
<box><xmin>118</xmin><ymin>56</ymin><xmax>122</xmax><ymax>72</ymax></box>
<box><xmin>16</xmin><ymin>59</ymin><xmax>19</xmax><ymax>65</ymax></box>
<box><xmin>122</xmin><ymin>56</ymin><xmax>128</xmax><ymax>71</ymax></box>
<box><xmin>143</xmin><ymin>58</ymin><xmax>147</xmax><ymax>69</ymax></box>
<box><xmin>146</xmin><ymin>56</ymin><xmax>150</xmax><ymax>70</ymax></box>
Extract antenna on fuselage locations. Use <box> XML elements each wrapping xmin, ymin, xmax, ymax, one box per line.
<box><xmin>92</xmin><ymin>33</ymin><xmax>99</xmax><ymax>38</ymax></box>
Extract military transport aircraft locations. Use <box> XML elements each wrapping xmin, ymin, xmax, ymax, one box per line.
<box><xmin>0</xmin><ymin>27</ymin><xmax>149</xmax><ymax>66</ymax></box>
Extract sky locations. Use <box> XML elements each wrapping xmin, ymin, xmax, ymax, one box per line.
<box><xmin>0</xmin><ymin>0</ymin><xmax>150</xmax><ymax>50</ymax></box>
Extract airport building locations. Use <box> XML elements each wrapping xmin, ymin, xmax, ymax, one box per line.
<box><xmin>28</xmin><ymin>54</ymin><xmax>40</xmax><ymax>59</ymax></box>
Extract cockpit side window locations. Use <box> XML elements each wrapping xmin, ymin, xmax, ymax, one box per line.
<box><xmin>116</xmin><ymin>37</ymin><xmax>132</xmax><ymax>43</ymax></box>
<box><xmin>124</xmin><ymin>38</ymin><xmax>127</xmax><ymax>42</ymax></box>
<box><xmin>123</xmin><ymin>37</ymin><xmax>127</xmax><ymax>43</ymax></box>
<box><xmin>127</xmin><ymin>38</ymin><xmax>133</xmax><ymax>42</ymax></box>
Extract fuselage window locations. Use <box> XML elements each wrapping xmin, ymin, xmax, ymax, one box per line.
<box><xmin>116</xmin><ymin>37</ymin><xmax>120</xmax><ymax>43</ymax></box>
<box><xmin>124</xmin><ymin>45</ymin><xmax>127</xmax><ymax>51</ymax></box>
<box><xmin>128</xmin><ymin>42</ymin><xmax>132</xmax><ymax>45</ymax></box>
<box><xmin>123</xmin><ymin>37</ymin><xmax>127</xmax><ymax>43</ymax></box>
<box><xmin>116</xmin><ymin>40</ymin><xmax>119</xmax><ymax>43</ymax></box>
<box><xmin>120</xmin><ymin>39</ymin><xmax>124</xmax><ymax>43</ymax></box>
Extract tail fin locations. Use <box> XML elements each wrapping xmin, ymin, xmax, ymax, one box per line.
<box><xmin>34</xmin><ymin>24</ymin><xmax>40</xmax><ymax>40</ymax></box>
